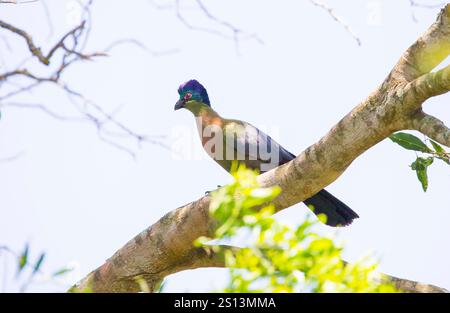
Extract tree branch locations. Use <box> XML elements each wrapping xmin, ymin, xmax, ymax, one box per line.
<box><xmin>309</xmin><ymin>0</ymin><xmax>361</xmax><ymax>46</ymax></box>
<box><xmin>72</xmin><ymin>5</ymin><xmax>450</xmax><ymax>293</ymax></box>
<box><xmin>148</xmin><ymin>0</ymin><xmax>263</xmax><ymax>54</ymax></box>
<box><xmin>392</xmin><ymin>4</ymin><xmax>450</xmax><ymax>81</ymax></box>
<box><xmin>72</xmin><ymin>197</ymin><xmax>448</xmax><ymax>293</ymax></box>
<box><xmin>0</xmin><ymin>20</ymin><xmax>50</xmax><ymax>65</ymax></box>
<box><xmin>407</xmin><ymin>63</ymin><xmax>450</xmax><ymax>102</ymax></box>
<box><xmin>382</xmin><ymin>273</ymin><xmax>447</xmax><ymax>293</ymax></box>
<box><xmin>0</xmin><ymin>4</ymin><xmax>171</xmax><ymax>157</ymax></box>
<box><xmin>410</xmin><ymin>111</ymin><xmax>450</xmax><ymax>147</ymax></box>
<box><xmin>72</xmin><ymin>197</ymin><xmax>219</xmax><ymax>292</ymax></box>
<box><xmin>408</xmin><ymin>1</ymin><xmax>447</xmax><ymax>23</ymax></box>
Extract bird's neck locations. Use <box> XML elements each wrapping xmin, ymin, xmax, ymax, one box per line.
<box><xmin>187</xmin><ymin>101</ymin><xmax>219</xmax><ymax>118</ymax></box>
<box><xmin>187</xmin><ymin>102</ymin><xmax>224</xmax><ymax>142</ymax></box>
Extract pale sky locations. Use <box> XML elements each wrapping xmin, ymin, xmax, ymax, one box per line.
<box><xmin>0</xmin><ymin>0</ymin><xmax>449</xmax><ymax>292</ymax></box>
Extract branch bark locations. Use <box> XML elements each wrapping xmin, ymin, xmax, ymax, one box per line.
<box><xmin>410</xmin><ymin>111</ymin><xmax>450</xmax><ymax>147</ymax></box>
<box><xmin>72</xmin><ymin>5</ymin><xmax>450</xmax><ymax>293</ymax></box>
<box><xmin>0</xmin><ymin>20</ymin><xmax>50</xmax><ymax>65</ymax></box>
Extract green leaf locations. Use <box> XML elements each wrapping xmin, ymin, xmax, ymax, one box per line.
<box><xmin>18</xmin><ymin>243</ymin><xmax>29</xmax><ymax>274</ymax></box>
<box><xmin>429</xmin><ymin>140</ymin><xmax>450</xmax><ymax>165</ymax></box>
<box><xmin>411</xmin><ymin>157</ymin><xmax>433</xmax><ymax>192</ymax></box>
<box><xmin>438</xmin><ymin>156</ymin><xmax>450</xmax><ymax>165</ymax></box>
<box><xmin>33</xmin><ymin>253</ymin><xmax>46</xmax><ymax>274</ymax></box>
<box><xmin>430</xmin><ymin>140</ymin><xmax>445</xmax><ymax>153</ymax></box>
<box><xmin>156</xmin><ymin>279</ymin><xmax>166</xmax><ymax>293</ymax></box>
<box><xmin>389</xmin><ymin>132</ymin><xmax>431</xmax><ymax>153</ymax></box>
<box><xmin>52</xmin><ymin>267</ymin><xmax>73</xmax><ymax>277</ymax></box>
<box><xmin>416</xmin><ymin>168</ymin><xmax>428</xmax><ymax>191</ymax></box>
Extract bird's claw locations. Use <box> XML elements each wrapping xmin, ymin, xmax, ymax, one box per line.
<box><xmin>204</xmin><ymin>185</ymin><xmax>223</xmax><ymax>196</ymax></box>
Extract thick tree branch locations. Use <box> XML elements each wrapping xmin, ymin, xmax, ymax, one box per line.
<box><xmin>72</xmin><ymin>198</ymin><xmax>219</xmax><ymax>292</ymax></box>
<box><xmin>410</xmin><ymin>111</ymin><xmax>450</xmax><ymax>147</ymax></box>
<box><xmin>393</xmin><ymin>4</ymin><xmax>450</xmax><ymax>81</ymax></box>
<box><xmin>72</xmin><ymin>198</ymin><xmax>448</xmax><ymax>293</ymax></box>
<box><xmin>382</xmin><ymin>274</ymin><xmax>447</xmax><ymax>293</ymax></box>
<box><xmin>73</xmin><ymin>5</ymin><xmax>450</xmax><ymax>293</ymax></box>
<box><xmin>406</xmin><ymin>63</ymin><xmax>450</xmax><ymax>102</ymax></box>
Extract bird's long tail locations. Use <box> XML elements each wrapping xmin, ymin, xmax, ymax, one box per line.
<box><xmin>303</xmin><ymin>189</ymin><xmax>359</xmax><ymax>227</ymax></box>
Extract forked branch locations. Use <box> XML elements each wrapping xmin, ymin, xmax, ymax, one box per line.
<box><xmin>72</xmin><ymin>5</ymin><xmax>450</xmax><ymax>292</ymax></box>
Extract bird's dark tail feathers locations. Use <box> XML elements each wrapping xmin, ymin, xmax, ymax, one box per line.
<box><xmin>303</xmin><ymin>189</ymin><xmax>359</xmax><ymax>227</ymax></box>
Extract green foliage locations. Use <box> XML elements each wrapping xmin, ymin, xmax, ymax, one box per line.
<box><xmin>156</xmin><ymin>279</ymin><xmax>166</xmax><ymax>293</ymax></box>
<box><xmin>389</xmin><ymin>132</ymin><xmax>450</xmax><ymax>191</ymax></box>
<box><xmin>33</xmin><ymin>253</ymin><xmax>46</xmax><ymax>275</ymax></box>
<box><xmin>1</xmin><ymin>242</ymin><xmax>72</xmax><ymax>292</ymax></box>
<box><xmin>411</xmin><ymin>157</ymin><xmax>433</xmax><ymax>191</ymax></box>
<box><xmin>430</xmin><ymin>140</ymin><xmax>450</xmax><ymax>165</ymax></box>
<box><xmin>197</xmin><ymin>165</ymin><xmax>397</xmax><ymax>293</ymax></box>
<box><xmin>18</xmin><ymin>243</ymin><xmax>29</xmax><ymax>275</ymax></box>
<box><xmin>52</xmin><ymin>267</ymin><xmax>73</xmax><ymax>277</ymax></box>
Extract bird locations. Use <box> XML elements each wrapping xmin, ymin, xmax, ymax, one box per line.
<box><xmin>174</xmin><ymin>79</ymin><xmax>359</xmax><ymax>227</ymax></box>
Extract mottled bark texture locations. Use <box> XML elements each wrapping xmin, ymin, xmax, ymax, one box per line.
<box><xmin>72</xmin><ymin>6</ymin><xmax>450</xmax><ymax>293</ymax></box>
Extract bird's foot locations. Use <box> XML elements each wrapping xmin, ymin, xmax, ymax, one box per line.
<box><xmin>204</xmin><ymin>185</ymin><xmax>222</xmax><ymax>196</ymax></box>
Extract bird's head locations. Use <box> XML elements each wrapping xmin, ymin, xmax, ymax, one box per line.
<box><xmin>174</xmin><ymin>79</ymin><xmax>211</xmax><ymax>111</ymax></box>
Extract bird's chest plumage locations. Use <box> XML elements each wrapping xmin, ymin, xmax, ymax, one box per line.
<box><xmin>195</xmin><ymin>115</ymin><xmax>225</xmax><ymax>157</ymax></box>
<box><xmin>195</xmin><ymin>115</ymin><xmax>253</xmax><ymax>172</ymax></box>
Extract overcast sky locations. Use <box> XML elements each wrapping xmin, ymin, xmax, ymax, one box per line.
<box><xmin>1</xmin><ymin>0</ymin><xmax>449</xmax><ymax>292</ymax></box>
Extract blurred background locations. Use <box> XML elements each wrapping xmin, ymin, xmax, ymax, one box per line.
<box><xmin>0</xmin><ymin>0</ymin><xmax>449</xmax><ymax>292</ymax></box>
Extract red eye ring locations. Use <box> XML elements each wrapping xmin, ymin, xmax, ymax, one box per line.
<box><xmin>184</xmin><ymin>92</ymin><xmax>192</xmax><ymax>101</ymax></box>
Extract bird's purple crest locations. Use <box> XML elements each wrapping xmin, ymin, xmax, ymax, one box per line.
<box><xmin>177</xmin><ymin>79</ymin><xmax>211</xmax><ymax>106</ymax></box>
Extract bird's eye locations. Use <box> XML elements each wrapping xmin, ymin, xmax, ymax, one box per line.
<box><xmin>184</xmin><ymin>92</ymin><xmax>192</xmax><ymax>100</ymax></box>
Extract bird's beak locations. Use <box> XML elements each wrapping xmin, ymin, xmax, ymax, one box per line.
<box><xmin>174</xmin><ymin>99</ymin><xmax>184</xmax><ymax>111</ymax></box>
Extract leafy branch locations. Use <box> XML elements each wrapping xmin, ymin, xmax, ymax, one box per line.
<box><xmin>389</xmin><ymin>132</ymin><xmax>450</xmax><ymax>191</ymax></box>
<box><xmin>196</xmin><ymin>165</ymin><xmax>397</xmax><ymax>292</ymax></box>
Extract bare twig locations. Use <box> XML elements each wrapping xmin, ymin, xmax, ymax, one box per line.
<box><xmin>309</xmin><ymin>0</ymin><xmax>361</xmax><ymax>46</ymax></box>
<box><xmin>39</xmin><ymin>0</ymin><xmax>54</xmax><ymax>40</ymax></box>
<box><xmin>0</xmin><ymin>1</ymin><xmax>172</xmax><ymax>157</ymax></box>
<box><xmin>0</xmin><ymin>0</ymin><xmax>38</xmax><ymax>4</ymax></box>
<box><xmin>409</xmin><ymin>0</ymin><xmax>447</xmax><ymax>8</ymax></box>
<box><xmin>104</xmin><ymin>38</ymin><xmax>179</xmax><ymax>56</ymax></box>
<box><xmin>1</xmin><ymin>101</ymin><xmax>88</xmax><ymax>122</ymax></box>
<box><xmin>0</xmin><ymin>150</ymin><xmax>25</xmax><ymax>162</ymax></box>
<box><xmin>148</xmin><ymin>0</ymin><xmax>263</xmax><ymax>54</ymax></box>
<box><xmin>408</xmin><ymin>0</ymin><xmax>447</xmax><ymax>22</ymax></box>
<box><xmin>0</xmin><ymin>20</ymin><xmax>50</xmax><ymax>65</ymax></box>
